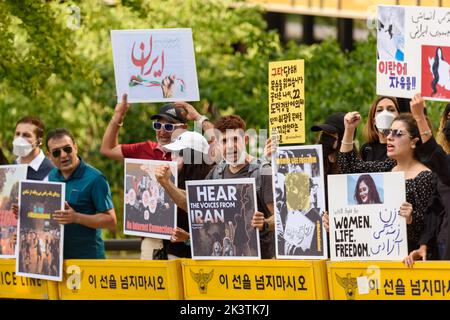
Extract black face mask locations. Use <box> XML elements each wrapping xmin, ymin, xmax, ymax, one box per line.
<box><xmin>319</xmin><ymin>134</ymin><xmax>338</xmax><ymax>157</ymax></box>
<box><xmin>444</xmin><ymin>120</ymin><xmax>450</xmax><ymax>141</ymax></box>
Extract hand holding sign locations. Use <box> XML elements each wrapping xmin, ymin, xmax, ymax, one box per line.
<box><xmin>399</xmin><ymin>201</ymin><xmax>413</xmax><ymax>224</ymax></box>
<box><xmin>154</xmin><ymin>165</ymin><xmax>172</xmax><ymax>187</ymax></box>
<box><xmin>53</xmin><ymin>201</ymin><xmax>79</xmax><ymax>225</ymax></box>
<box><xmin>251</xmin><ymin>211</ymin><xmax>265</xmax><ymax>231</ymax></box>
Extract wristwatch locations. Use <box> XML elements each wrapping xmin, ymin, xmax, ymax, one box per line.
<box><xmin>263</xmin><ymin>221</ymin><xmax>269</xmax><ymax>232</ymax></box>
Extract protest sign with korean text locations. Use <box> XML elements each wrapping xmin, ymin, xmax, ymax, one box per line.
<box><xmin>268</xmin><ymin>59</ymin><xmax>305</xmax><ymax>144</ymax></box>
<box><xmin>377</xmin><ymin>5</ymin><xmax>450</xmax><ymax>101</ymax></box>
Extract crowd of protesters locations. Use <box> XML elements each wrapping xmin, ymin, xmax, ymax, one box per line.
<box><xmin>2</xmin><ymin>92</ymin><xmax>450</xmax><ymax>268</ymax></box>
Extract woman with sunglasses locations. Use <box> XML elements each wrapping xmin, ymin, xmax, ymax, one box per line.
<box><xmin>338</xmin><ymin>111</ymin><xmax>438</xmax><ymax>264</ymax></box>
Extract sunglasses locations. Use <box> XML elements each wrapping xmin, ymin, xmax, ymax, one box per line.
<box><xmin>382</xmin><ymin>129</ymin><xmax>412</xmax><ymax>139</ymax></box>
<box><xmin>152</xmin><ymin>122</ymin><xmax>183</xmax><ymax>132</ymax></box>
<box><xmin>51</xmin><ymin>146</ymin><xmax>73</xmax><ymax>158</ymax></box>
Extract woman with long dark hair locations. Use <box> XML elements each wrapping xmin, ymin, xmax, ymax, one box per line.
<box><xmin>354</xmin><ymin>174</ymin><xmax>382</xmax><ymax>205</ymax></box>
<box><xmin>361</xmin><ymin>96</ymin><xmax>400</xmax><ymax>161</ymax></box>
<box><xmin>431</xmin><ymin>48</ymin><xmax>442</xmax><ymax>96</ymax></box>
<box><xmin>338</xmin><ymin>111</ymin><xmax>438</xmax><ymax>265</ymax></box>
<box><xmin>411</xmin><ymin>94</ymin><xmax>450</xmax><ymax>262</ymax></box>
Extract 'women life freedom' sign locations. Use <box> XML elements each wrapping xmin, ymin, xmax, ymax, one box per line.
<box><xmin>328</xmin><ymin>172</ymin><xmax>408</xmax><ymax>261</ymax></box>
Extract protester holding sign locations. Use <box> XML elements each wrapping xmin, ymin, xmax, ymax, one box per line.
<box><xmin>436</xmin><ymin>104</ymin><xmax>450</xmax><ymax>155</ymax></box>
<box><xmin>154</xmin><ymin>131</ymin><xmax>213</xmax><ymax>259</ymax></box>
<box><xmin>46</xmin><ymin>128</ymin><xmax>117</xmax><ymax>259</ymax></box>
<box><xmin>338</xmin><ymin>111</ymin><xmax>438</xmax><ymax>262</ymax></box>
<box><xmin>411</xmin><ymin>94</ymin><xmax>450</xmax><ymax>262</ymax></box>
<box><xmin>154</xmin><ymin>115</ymin><xmax>275</xmax><ymax>258</ymax></box>
<box><xmin>101</xmin><ymin>91</ymin><xmax>216</xmax><ymax>259</ymax></box>
<box><xmin>100</xmin><ymin>94</ymin><xmax>189</xmax><ymax>259</ymax></box>
<box><xmin>206</xmin><ymin>115</ymin><xmax>275</xmax><ymax>259</ymax></box>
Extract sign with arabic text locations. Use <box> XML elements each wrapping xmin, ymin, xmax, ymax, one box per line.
<box><xmin>377</xmin><ymin>5</ymin><xmax>450</xmax><ymax>101</ymax></box>
<box><xmin>111</xmin><ymin>28</ymin><xmax>200</xmax><ymax>103</ymax></box>
<box><xmin>16</xmin><ymin>181</ymin><xmax>65</xmax><ymax>281</ymax></box>
<box><xmin>328</xmin><ymin>172</ymin><xmax>408</xmax><ymax>261</ymax></box>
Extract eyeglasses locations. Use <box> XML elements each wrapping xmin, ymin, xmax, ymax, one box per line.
<box><xmin>382</xmin><ymin>129</ymin><xmax>412</xmax><ymax>139</ymax></box>
<box><xmin>152</xmin><ymin>122</ymin><xmax>183</xmax><ymax>132</ymax></box>
<box><xmin>51</xmin><ymin>146</ymin><xmax>73</xmax><ymax>158</ymax></box>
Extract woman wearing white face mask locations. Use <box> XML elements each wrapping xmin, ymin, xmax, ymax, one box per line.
<box><xmin>13</xmin><ymin>117</ymin><xmax>54</xmax><ymax>180</ymax></box>
<box><xmin>360</xmin><ymin>96</ymin><xmax>400</xmax><ymax>162</ymax></box>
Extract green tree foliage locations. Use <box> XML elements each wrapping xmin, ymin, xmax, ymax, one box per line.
<box><xmin>0</xmin><ymin>0</ymin><xmax>443</xmax><ymax>237</ymax></box>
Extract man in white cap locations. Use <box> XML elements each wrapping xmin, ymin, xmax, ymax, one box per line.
<box><xmin>154</xmin><ymin>131</ymin><xmax>213</xmax><ymax>259</ymax></box>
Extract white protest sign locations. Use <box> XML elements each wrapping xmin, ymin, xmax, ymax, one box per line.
<box><xmin>329</xmin><ymin>172</ymin><xmax>408</xmax><ymax>261</ymax></box>
<box><xmin>377</xmin><ymin>5</ymin><xmax>450</xmax><ymax>101</ymax></box>
<box><xmin>111</xmin><ymin>28</ymin><xmax>200</xmax><ymax>103</ymax></box>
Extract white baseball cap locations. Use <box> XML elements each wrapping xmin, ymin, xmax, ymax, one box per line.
<box><xmin>164</xmin><ymin>131</ymin><xmax>209</xmax><ymax>154</ymax></box>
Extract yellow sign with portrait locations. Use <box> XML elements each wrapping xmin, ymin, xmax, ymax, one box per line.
<box><xmin>182</xmin><ymin>259</ymin><xmax>328</xmax><ymax>300</ymax></box>
<box><xmin>0</xmin><ymin>259</ymin><xmax>58</xmax><ymax>299</ymax></box>
<box><xmin>328</xmin><ymin>261</ymin><xmax>450</xmax><ymax>300</ymax></box>
<box><xmin>59</xmin><ymin>259</ymin><xmax>183</xmax><ymax>300</ymax></box>
<box><xmin>268</xmin><ymin>59</ymin><xmax>305</xmax><ymax>145</ymax></box>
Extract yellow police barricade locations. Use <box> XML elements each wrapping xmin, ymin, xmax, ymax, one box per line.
<box><xmin>182</xmin><ymin>259</ymin><xmax>329</xmax><ymax>300</ymax></box>
<box><xmin>59</xmin><ymin>259</ymin><xmax>183</xmax><ymax>300</ymax></box>
<box><xmin>328</xmin><ymin>261</ymin><xmax>450</xmax><ymax>300</ymax></box>
<box><xmin>0</xmin><ymin>259</ymin><xmax>59</xmax><ymax>300</ymax></box>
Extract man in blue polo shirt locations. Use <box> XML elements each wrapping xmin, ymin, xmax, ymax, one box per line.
<box><xmin>46</xmin><ymin>128</ymin><xmax>117</xmax><ymax>259</ymax></box>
